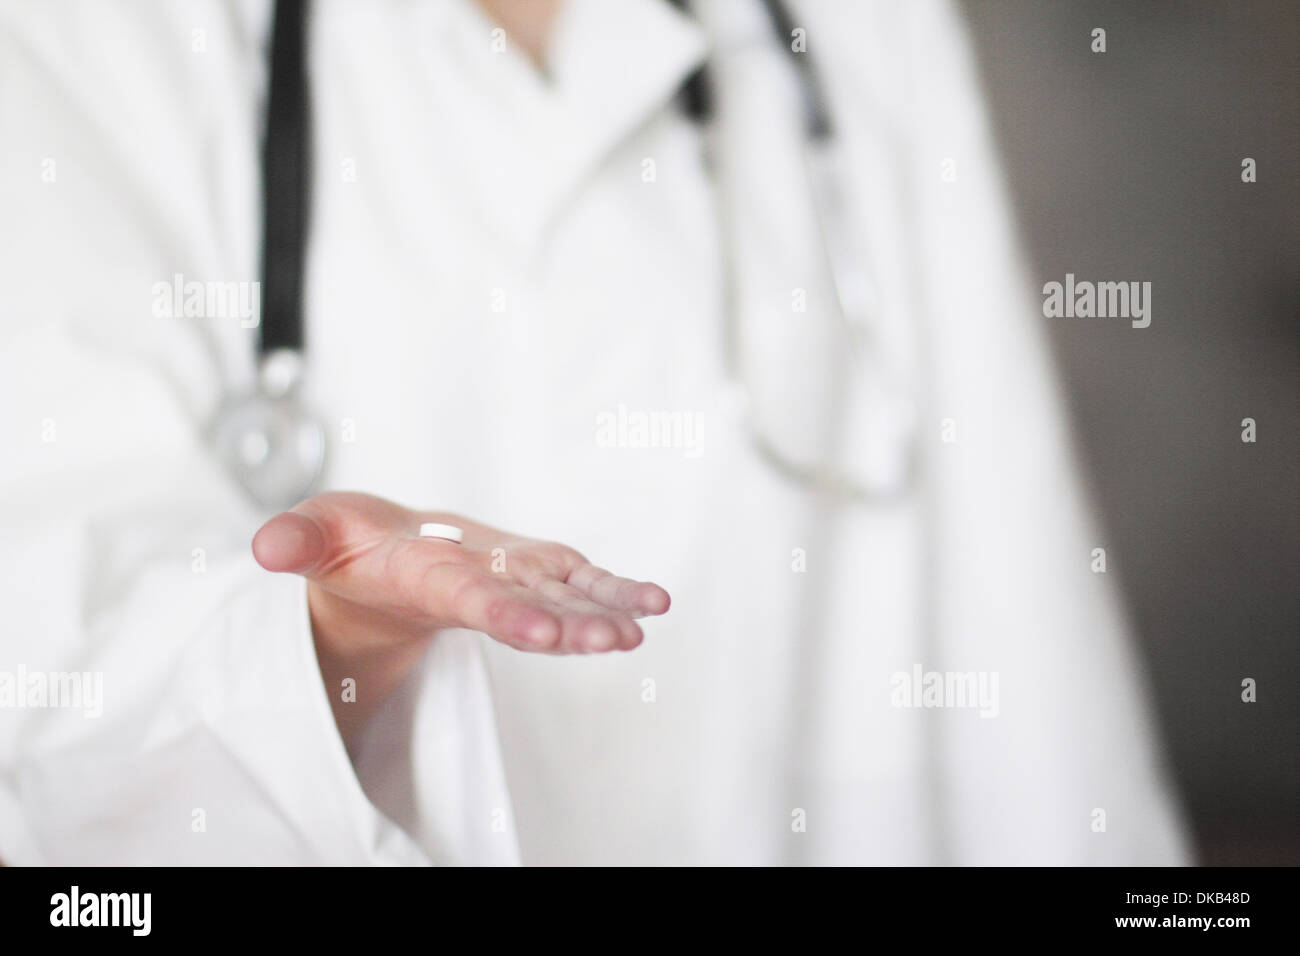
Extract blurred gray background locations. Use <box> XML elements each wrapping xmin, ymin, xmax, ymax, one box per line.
<box><xmin>960</xmin><ymin>0</ymin><xmax>1299</xmax><ymax>864</ymax></box>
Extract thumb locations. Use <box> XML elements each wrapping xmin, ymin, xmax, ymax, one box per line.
<box><xmin>252</xmin><ymin>510</ymin><xmax>328</xmax><ymax>574</ymax></box>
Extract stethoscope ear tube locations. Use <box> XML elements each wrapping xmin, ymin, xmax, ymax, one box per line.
<box><xmin>260</xmin><ymin>0</ymin><xmax>312</xmax><ymax>355</ymax></box>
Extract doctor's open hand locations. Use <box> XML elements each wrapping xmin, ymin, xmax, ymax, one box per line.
<box><xmin>251</xmin><ymin>492</ymin><xmax>670</xmax><ymax>749</ymax></box>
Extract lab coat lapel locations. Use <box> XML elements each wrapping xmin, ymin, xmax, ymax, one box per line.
<box><xmin>700</xmin><ymin>2</ymin><xmax>846</xmax><ymax>474</ymax></box>
<box><xmin>545</xmin><ymin>0</ymin><xmax>708</xmax><ymax>205</ymax></box>
<box><xmin>415</xmin><ymin>0</ymin><xmax>708</xmax><ymax>252</ymax></box>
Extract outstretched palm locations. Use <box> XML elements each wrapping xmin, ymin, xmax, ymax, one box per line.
<box><xmin>253</xmin><ymin>491</ymin><xmax>670</xmax><ymax>654</ymax></box>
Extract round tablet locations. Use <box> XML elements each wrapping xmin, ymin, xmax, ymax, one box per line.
<box><xmin>418</xmin><ymin>522</ymin><xmax>464</xmax><ymax>543</ymax></box>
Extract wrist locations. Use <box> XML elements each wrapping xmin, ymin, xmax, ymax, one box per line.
<box><xmin>307</xmin><ymin>582</ymin><xmax>436</xmax><ymax>752</ymax></box>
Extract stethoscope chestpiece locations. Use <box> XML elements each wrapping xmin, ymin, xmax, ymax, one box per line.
<box><xmin>208</xmin><ymin>348</ymin><xmax>326</xmax><ymax>511</ymax></box>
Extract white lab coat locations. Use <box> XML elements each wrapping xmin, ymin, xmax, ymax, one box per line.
<box><xmin>0</xmin><ymin>0</ymin><xmax>1188</xmax><ymax>865</ymax></box>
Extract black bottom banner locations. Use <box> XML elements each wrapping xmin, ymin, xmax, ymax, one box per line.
<box><xmin>0</xmin><ymin>865</ymin><xmax>1286</xmax><ymax>943</ymax></box>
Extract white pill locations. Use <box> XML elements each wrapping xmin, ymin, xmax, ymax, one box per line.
<box><xmin>418</xmin><ymin>522</ymin><xmax>464</xmax><ymax>544</ymax></box>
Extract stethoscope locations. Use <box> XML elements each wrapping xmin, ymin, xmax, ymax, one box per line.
<box><xmin>210</xmin><ymin>0</ymin><xmax>920</xmax><ymax>511</ymax></box>
<box><xmin>209</xmin><ymin>0</ymin><xmax>324</xmax><ymax>510</ymax></box>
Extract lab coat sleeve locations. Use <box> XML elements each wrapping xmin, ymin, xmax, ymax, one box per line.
<box><xmin>781</xmin><ymin>0</ymin><xmax>1190</xmax><ymax>862</ymax></box>
<box><xmin>812</xmin><ymin>0</ymin><xmax>1191</xmax><ymax>863</ymax></box>
<box><xmin>0</xmin><ymin>327</ymin><xmax>517</xmax><ymax>866</ymax></box>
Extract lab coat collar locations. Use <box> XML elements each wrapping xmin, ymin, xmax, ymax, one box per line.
<box><xmin>548</xmin><ymin>0</ymin><xmax>709</xmax><ymax>159</ymax></box>
<box><xmin>421</xmin><ymin>0</ymin><xmax>708</xmax><ymax>251</ymax></box>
